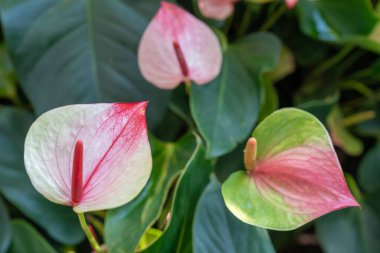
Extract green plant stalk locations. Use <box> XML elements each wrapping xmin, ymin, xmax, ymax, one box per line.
<box><xmin>78</xmin><ymin>213</ymin><xmax>103</xmax><ymax>253</ymax></box>
<box><xmin>342</xmin><ymin>110</ymin><xmax>376</xmax><ymax>127</ymax></box>
<box><xmin>237</xmin><ymin>7</ymin><xmax>253</xmax><ymax>37</ymax></box>
<box><xmin>87</xmin><ymin>213</ymin><xmax>105</xmax><ymax>236</ymax></box>
<box><xmin>260</xmin><ymin>4</ymin><xmax>286</xmax><ymax>31</ymax></box>
<box><xmin>312</xmin><ymin>44</ymin><xmax>355</xmax><ymax>76</ymax></box>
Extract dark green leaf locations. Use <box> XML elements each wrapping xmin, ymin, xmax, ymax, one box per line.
<box><xmin>9</xmin><ymin>220</ymin><xmax>57</xmax><ymax>253</ymax></box>
<box><xmin>0</xmin><ymin>0</ymin><xmax>171</xmax><ymax>127</ymax></box>
<box><xmin>193</xmin><ymin>178</ymin><xmax>276</xmax><ymax>253</ymax></box>
<box><xmin>105</xmin><ymin>133</ymin><xmax>197</xmax><ymax>253</ymax></box>
<box><xmin>0</xmin><ymin>107</ymin><xmax>83</xmax><ymax>244</ymax></box>
<box><xmin>297</xmin><ymin>92</ymin><xmax>339</xmax><ymax>125</ymax></box>
<box><xmin>317</xmin><ymin>206</ymin><xmax>380</xmax><ymax>253</ymax></box>
<box><xmin>297</xmin><ymin>0</ymin><xmax>378</xmax><ymax>42</ymax></box>
<box><xmin>190</xmin><ymin>51</ymin><xmax>257</xmax><ymax>158</ymax></box>
<box><xmin>0</xmin><ymin>197</ymin><xmax>11</xmax><ymax>253</ymax></box>
<box><xmin>190</xmin><ymin>33</ymin><xmax>281</xmax><ymax>158</ymax></box>
<box><xmin>141</xmin><ymin>138</ymin><xmax>214</xmax><ymax>253</ymax></box>
<box><xmin>358</xmin><ymin>143</ymin><xmax>380</xmax><ymax>193</ymax></box>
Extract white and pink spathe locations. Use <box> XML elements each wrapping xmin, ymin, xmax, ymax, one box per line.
<box><xmin>24</xmin><ymin>102</ymin><xmax>152</xmax><ymax>213</ymax></box>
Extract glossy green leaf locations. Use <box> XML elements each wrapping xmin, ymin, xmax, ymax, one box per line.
<box><xmin>105</xmin><ymin>133</ymin><xmax>196</xmax><ymax>253</ymax></box>
<box><xmin>358</xmin><ymin>143</ymin><xmax>380</xmax><ymax>194</ymax></box>
<box><xmin>350</xmin><ymin>23</ymin><xmax>380</xmax><ymax>54</ymax></box>
<box><xmin>268</xmin><ymin>47</ymin><xmax>295</xmax><ymax>82</ymax></box>
<box><xmin>8</xmin><ymin>220</ymin><xmax>57</xmax><ymax>253</ymax></box>
<box><xmin>193</xmin><ymin>178</ymin><xmax>276</xmax><ymax>253</ymax></box>
<box><xmin>297</xmin><ymin>92</ymin><xmax>339</xmax><ymax>125</ymax></box>
<box><xmin>222</xmin><ymin>108</ymin><xmax>358</xmax><ymax>230</ymax></box>
<box><xmin>140</xmin><ymin>138</ymin><xmax>214</xmax><ymax>253</ymax></box>
<box><xmin>190</xmin><ymin>51</ymin><xmax>257</xmax><ymax>158</ymax></box>
<box><xmin>297</xmin><ymin>0</ymin><xmax>378</xmax><ymax>42</ymax></box>
<box><xmin>0</xmin><ymin>107</ymin><xmax>83</xmax><ymax>244</ymax></box>
<box><xmin>231</xmin><ymin>33</ymin><xmax>281</xmax><ymax>105</ymax></box>
<box><xmin>0</xmin><ymin>197</ymin><xmax>11</xmax><ymax>253</ymax></box>
<box><xmin>317</xmin><ymin>206</ymin><xmax>380</xmax><ymax>253</ymax></box>
<box><xmin>190</xmin><ymin>33</ymin><xmax>281</xmax><ymax>158</ymax></box>
<box><xmin>0</xmin><ymin>0</ymin><xmax>171</xmax><ymax>127</ymax></box>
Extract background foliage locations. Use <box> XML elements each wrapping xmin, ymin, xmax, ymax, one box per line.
<box><xmin>1</xmin><ymin>0</ymin><xmax>380</xmax><ymax>252</ymax></box>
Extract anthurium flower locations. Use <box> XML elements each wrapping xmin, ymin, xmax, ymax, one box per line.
<box><xmin>285</xmin><ymin>0</ymin><xmax>298</xmax><ymax>9</ymax></box>
<box><xmin>222</xmin><ymin>108</ymin><xmax>360</xmax><ymax>230</ymax></box>
<box><xmin>138</xmin><ymin>2</ymin><xmax>222</xmax><ymax>89</ymax></box>
<box><xmin>198</xmin><ymin>0</ymin><xmax>238</xmax><ymax>20</ymax></box>
<box><xmin>24</xmin><ymin>102</ymin><xmax>152</xmax><ymax>213</ymax></box>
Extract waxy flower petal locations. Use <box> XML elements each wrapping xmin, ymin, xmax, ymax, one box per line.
<box><xmin>222</xmin><ymin>108</ymin><xmax>359</xmax><ymax>230</ymax></box>
<box><xmin>138</xmin><ymin>2</ymin><xmax>222</xmax><ymax>89</ymax></box>
<box><xmin>24</xmin><ymin>102</ymin><xmax>152</xmax><ymax>213</ymax></box>
<box><xmin>198</xmin><ymin>0</ymin><xmax>238</xmax><ymax>20</ymax></box>
<box><xmin>285</xmin><ymin>0</ymin><xmax>298</xmax><ymax>9</ymax></box>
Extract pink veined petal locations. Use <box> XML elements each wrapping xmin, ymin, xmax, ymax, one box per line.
<box><xmin>285</xmin><ymin>0</ymin><xmax>298</xmax><ymax>9</ymax></box>
<box><xmin>138</xmin><ymin>1</ymin><xmax>222</xmax><ymax>89</ymax></box>
<box><xmin>198</xmin><ymin>0</ymin><xmax>238</xmax><ymax>20</ymax></box>
<box><xmin>24</xmin><ymin>102</ymin><xmax>152</xmax><ymax>213</ymax></box>
<box><xmin>252</xmin><ymin>146</ymin><xmax>359</xmax><ymax>219</ymax></box>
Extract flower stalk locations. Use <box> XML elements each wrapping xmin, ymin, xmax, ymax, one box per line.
<box><xmin>78</xmin><ymin>212</ymin><xmax>103</xmax><ymax>253</ymax></box>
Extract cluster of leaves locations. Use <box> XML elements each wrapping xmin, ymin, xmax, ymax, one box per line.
<box><xmin>0</xmin><ymin>0</ymin><xmax>380</xmax><ymax>252</ymax></box>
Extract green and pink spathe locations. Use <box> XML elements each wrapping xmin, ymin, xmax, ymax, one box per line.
<box><xmin>222</xmin><ymin>108</ymin><xmax>359</xmax><ymax>230</ymax></box>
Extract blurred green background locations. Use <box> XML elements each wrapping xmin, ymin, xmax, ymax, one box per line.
<box><xmin>1</xmin><ymin>0</ymin><xmax>380</xmax><ymax>252</ymax></box>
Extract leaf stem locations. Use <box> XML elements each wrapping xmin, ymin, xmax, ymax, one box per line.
<box><xmin>78</xmin><ymin>213</ymin><xmax>103</xmax><ymax>253</ymax></box>
<box><xmin>237</xmin><ymin>7</ymin><xmax>253</xmax><ymax>37</ymax></box>
<box><xmin>260</xmin><ymin>4</ymin><xmax>286</xmax><ymax>31</ymax></box>
<box><xmin>312</xmin><ymin>44</ymin><xmax>355</xmax><ymax>76</ymax></box>
<box><xmin>87</xmin><ymin>214</ymin><xmax>105</xmax><ymax>236</ymax></box>
<box><xmin>342</xmin><ymin>110</ymin><xmax>376</xmax><ymax>127</ymax></box>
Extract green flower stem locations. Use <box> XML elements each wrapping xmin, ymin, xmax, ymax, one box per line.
<box><xmin>222</xmin><ymin>13</ymin><xmax>234</xmax><ymax>35</ymax></box>
<box><xmin>260</xmin><ymin>4</ymin><xmax>286</xmax><ymax>31</ymax></box>
<box><xmin>87</xmin><ymin>214</ymin><xmax>105</xmax><ymax>236</ymax></box>
<box><xmin>312</xmin><ymin>44</ymin><xmax>355</xmax><ymax>76</ymax></box>
<box><xmin>342</xmin><ymin>110</ymin><xmax>376</xmax><ymax>127</ymax></box>
<box><xmin>78</xmin><ymin>213</ymin><xmax>103</xmax><ymax>253</ymax></box>
<box><xmin>237</xmin><ymin>7</ymin><xmax>253</xmax><ymax>37</ymax></box>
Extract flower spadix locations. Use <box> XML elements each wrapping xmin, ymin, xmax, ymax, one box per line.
<box><xmin>138</xmin><ymin>2</ymin><xmax>222</xmax><ymax>89</ymax></box>
<box><xmin>285</xmin><ymin>0</ymin><xmax>298</xmax><ymax>9</ymax></box>
<box><xmin>24</xmin><ymin>102</ymin><xmax>152</xmax><ymax>213</ymax></box>
<box><xmin>222</xmin><ymin>108</ymin><xmax>360</xmax><ymax>230</ymax></box>
<box><xmin>198</xmin><ymin>0</ymin><xmax>238</xmax><ymax>20</ymax></box>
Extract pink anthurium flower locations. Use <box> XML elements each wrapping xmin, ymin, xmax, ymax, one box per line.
<box><xmin>198</xmin><ymin>0</ymin><xmax>238</xmax><ymax>20</ymax></box>
<box><xmin>222</xmin><ymin>109</ymin><xmax>360</xmax><ymax>230</ymax></box>
<box><xmin>24</xmin><ymin>102</ymin><xmax>152</xmax><ymax>213</ymax></box>
<box><xmin>285</xmin><ymin>0</ymin><xmax>298</xmax><ymax>9</ymax></box>
<box><xmin>138</xmin><ymin>2</ymin><xmax>222</xmax><ymax>89</ymax></box>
